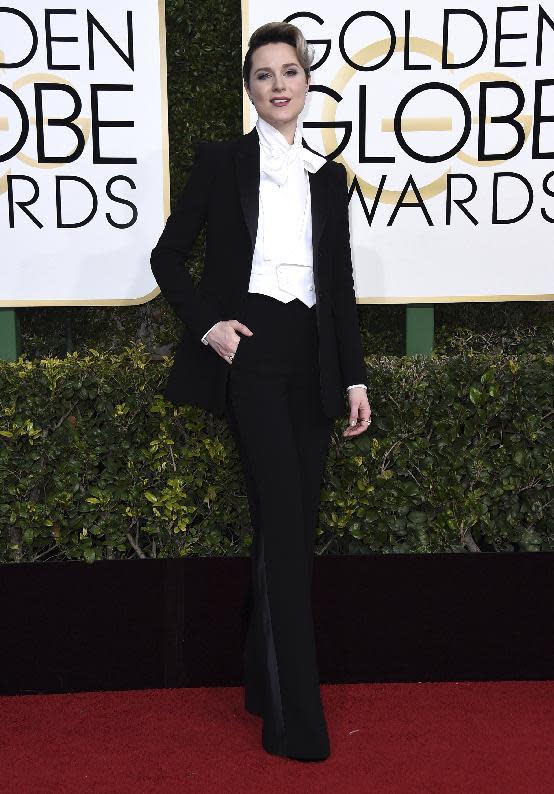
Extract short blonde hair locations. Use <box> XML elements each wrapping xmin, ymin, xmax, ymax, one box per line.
<box><xmin>242</xmin><ymin>21</ymin><xmax>314</xmax><ymax>88</ymax></box>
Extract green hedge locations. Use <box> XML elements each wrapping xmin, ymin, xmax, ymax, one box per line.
<box><xmin>2</xmin><ymin>348</ymin><xmax>552</xmax><ymax>563</ymax></box>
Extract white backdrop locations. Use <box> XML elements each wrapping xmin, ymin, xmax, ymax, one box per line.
<box><xmin>0</xmin><ymin>0</ymin><xmax>168</xmax><ymax>305</ymax></box>
<box><xmin>243</xmin><ymin>0</ymin><xmax>554</xmax><ymax>303</ymax></box>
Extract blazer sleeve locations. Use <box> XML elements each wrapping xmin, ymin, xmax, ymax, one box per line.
<box><xmin>332</xmin><ymin>163</ymin><xmax>368</xmax><ymax>389</ymax></box>
<box><xmin>150</xmin><ymin>141</ymin><xmax>222</xmax><ymax>341</ymax></box>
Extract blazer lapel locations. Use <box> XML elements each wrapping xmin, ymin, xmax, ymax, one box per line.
<box><xmin>235</xmin><ymin>126</ymin><xmax>330</xmax><ymax>269</ymax></box>
<box><xmin>305</xmin><ymin>144</ymin><xmax>329</xmax><ymax>260</ymax></box>
<box><xmin>235</xmin><ymin>127</ymin><xmax>260</xmax><ymax>252</ymax></box>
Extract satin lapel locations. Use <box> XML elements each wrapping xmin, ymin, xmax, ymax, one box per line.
<box><xmin>307</xmin><ymin>163</ymin><xmax>329</xmax><ymax>263</ymax></box>
<box><xmin>235</xmin><ymin>127</ymin><xmax>260</xmax><ymax>252</ymax></box>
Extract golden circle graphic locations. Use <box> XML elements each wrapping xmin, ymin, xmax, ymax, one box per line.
<box><xmin>322</xmin><ymin>37</ymin><xmax>528</xmax><ymax>203</ymax></box>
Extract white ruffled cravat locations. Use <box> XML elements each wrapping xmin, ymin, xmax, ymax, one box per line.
<box><xmin>256</xmin><ymin>116</ymin><xmax>325</xmax><ymax>267</ymax></box>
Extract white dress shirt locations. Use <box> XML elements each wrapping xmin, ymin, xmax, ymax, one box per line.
<box><xmin>201</xmin><ymin>117</ymin><xmax>366</xmax><ymax>394</ymax></box>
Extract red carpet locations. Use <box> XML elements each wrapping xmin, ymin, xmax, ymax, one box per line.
<box><xmin>1</xmin><ymin>681</ymin><xmax>552</xmax><ymax>793</ymax></box>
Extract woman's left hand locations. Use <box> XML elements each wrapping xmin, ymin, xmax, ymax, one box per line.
<box><xmin>343</xmin><ymin>387</ymin><xmax>372</xmax><ymax>438</ymax></box>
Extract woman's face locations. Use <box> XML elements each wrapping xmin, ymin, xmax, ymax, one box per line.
<box><xmin>245</xmin><ymin>42</ymin><xmax>310</xmax><ymax>138</ymax></box>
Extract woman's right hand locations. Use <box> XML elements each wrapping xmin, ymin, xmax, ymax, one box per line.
<box><xmin>205</xmin><ymin>320</ymin><xmax>254</xmax><ymax>364</ymax></box>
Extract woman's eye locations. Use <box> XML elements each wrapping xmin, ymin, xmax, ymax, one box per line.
<box><xmin>257</xmin><ymin>70</ymin><xmax>298</xmax><ymax>80</ymax></box>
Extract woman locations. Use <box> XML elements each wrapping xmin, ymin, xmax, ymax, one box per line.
<box><xmin>151</xmin><ymin>21</ymin><xmax>372</xmax><ymax>761</ymax></box>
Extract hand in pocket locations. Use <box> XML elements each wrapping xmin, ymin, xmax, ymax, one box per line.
<box><xmin>204</xmin><ymin>319</ymin><xmax>253</xmax><ymax>365</ymax></box>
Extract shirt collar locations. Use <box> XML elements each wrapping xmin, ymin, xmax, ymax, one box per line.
<box><xmin>255</xmin><ymin>115</ymin><xmax>326</xmax><ymax>174</ymax></box>
<box><xmin>256</xmin><ymin>115</ymin><xmax>301</xmax><ymax>154</ymax></box>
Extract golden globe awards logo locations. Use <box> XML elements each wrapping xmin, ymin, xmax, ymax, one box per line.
<box><xmin>244</xmin><ymin>2</ymin><xmax>554</xmax><ymax>300</ymax></box>
<box><xmin>286</xmin><ymin>8</ymin><xmax>554</xmax><ymax>226</ymax></box>
<box><xmin>0</xmin><ymin>7</ymin><xmax>137</xmax><ymax>229</ymax></box>
<box><xmin>0</xmin><ymin>1</ymin><xmax>168</xmax><ymax>306</ymax></box>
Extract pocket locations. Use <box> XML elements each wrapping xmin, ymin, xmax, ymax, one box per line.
<box><xmin>232</xmin><ymin>335</ymin><xmax>245</xmax><ymax>364</ymax></box>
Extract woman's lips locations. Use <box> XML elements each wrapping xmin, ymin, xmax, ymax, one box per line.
<box><xmin>271</xmin><ymin>98</ymin><xmax>290</xmax><ymax>107</ymax></box>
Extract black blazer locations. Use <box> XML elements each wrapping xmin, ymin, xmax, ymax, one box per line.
<box><xmin>150</xmin><ymin>126</ymin><xmax>367</xmax><ymax>419</ymax></box>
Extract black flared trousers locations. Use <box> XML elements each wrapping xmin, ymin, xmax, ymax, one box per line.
<box><xmin>224</xmin><ymin>292</ymin><xmax>335</xmax><ymax>760</ymax></box>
